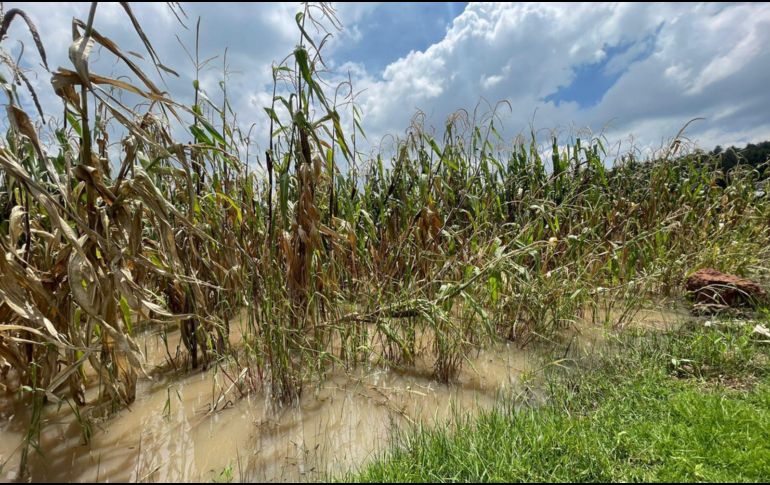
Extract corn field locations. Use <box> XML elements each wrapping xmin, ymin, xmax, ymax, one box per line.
<box><xmin>1</xmin><ymin>2</ymin><xmax>769</xmax><ymax>478</ymax></box>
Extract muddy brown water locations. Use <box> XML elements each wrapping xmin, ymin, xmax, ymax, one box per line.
<box><xmin>0</xmin><ymin>305</ymin><xmax>689</xmax><ymax>482</ymax></box>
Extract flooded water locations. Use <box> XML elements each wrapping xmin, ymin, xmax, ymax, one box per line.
<box><xmin>0</xmin><ymin>304</ymin><xmax>689</xmax><ymax>482</ymax></box>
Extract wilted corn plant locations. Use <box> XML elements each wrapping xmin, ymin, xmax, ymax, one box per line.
<box><xmin>1</xmin><ymin>1</ymin><xmax>770</xmax><ymax>479</ymax></box>
<box><xmin>0</xmin><ymin>2</ymin><xmax>249</xmax><ymax>475</ymax></box>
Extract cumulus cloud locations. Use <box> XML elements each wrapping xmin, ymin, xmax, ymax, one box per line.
<box><xmin>4</xmin><ymin>2</ymin><xmax>770</xmax><ymax>163</ymax></box>
<box><xmin>344</xmin><ymin>2</ymin><xmax>770</xmax><ymax>152</ymax></box>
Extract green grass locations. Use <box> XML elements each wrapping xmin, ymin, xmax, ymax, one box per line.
<box><xmin>350</xmin><ymin>320</ymin><xmax>770</xmax><ymax>482</ymax></box>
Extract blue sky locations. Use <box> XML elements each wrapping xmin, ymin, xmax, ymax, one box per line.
<box><xmin>545</xmin><ymin>29</ymin><xmax>659</xmax><ymax>109</ymax></box>
<box><xmin>332</xmin><ymin>3</ymin><xmax>468</xmax><ymax>74</ymax></box>
<box><xmin>5</xmin><ymin>2</ymin><xmax>770</xmax><ymax>162</ymax></box>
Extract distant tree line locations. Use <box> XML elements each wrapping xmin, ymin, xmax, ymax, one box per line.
<box><xmin>611</xmin><ymin>140</ymin><xmax>770</xmax><ymax>184</ymax></box>
<box><xmin>706</xmin><ymin>140</ymin><xmax>770</xmax><ymax>178</ymax></box>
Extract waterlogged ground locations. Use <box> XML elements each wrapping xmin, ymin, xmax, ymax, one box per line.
<box><xmin>0</xmin><ymin>305</ymin><xmax>689</xmax><ymax>482</ymax></box>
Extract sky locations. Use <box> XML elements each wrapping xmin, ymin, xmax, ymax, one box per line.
<box><xmin>4</xmin><ymin>2</ymin><xmax>770</xmax><ymax>163</ymax></box>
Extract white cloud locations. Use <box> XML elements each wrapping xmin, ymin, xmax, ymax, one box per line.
<box><xmin>346</xmin><ymin>2</ymin><xmax>770</xmax><ymax>152</ymax></box>
<box><xmin>328</xmin><ymin>2</ymin><xmax>380</xmax><ymax>47</ymax></box>
<box><xmin>3</xmin><ymin>1</ymin><xmax>770</xmax><ymax>166</ymax></box>
<box><xmin>481</xmin><ymin>74</ymin><xmax>503</xmax><ymax>90</ymax></box>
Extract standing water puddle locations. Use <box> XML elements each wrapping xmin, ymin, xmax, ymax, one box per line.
<box><xmin>0</xmin><ymin>305</ymin><xmax>688</xmax><ymax>482</ymax></box>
